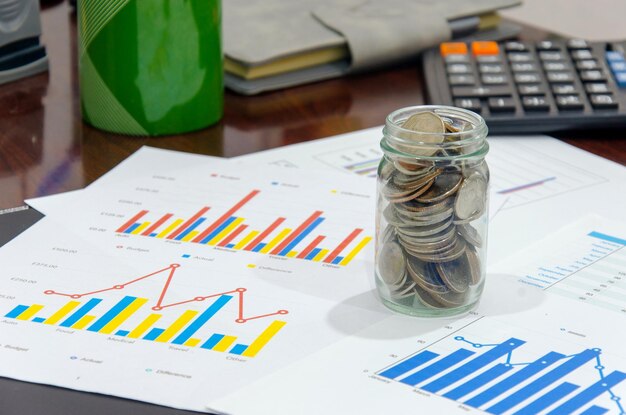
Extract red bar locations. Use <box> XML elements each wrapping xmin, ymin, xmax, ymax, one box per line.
<box><xmin>244</xmin><ymin>217</ymin><xmax>286</xmax><ymax>251</ymax></box>
<box><xmin>218</xmin><ymin>224</ymin><xmax>248</xmax><ymax>247</ymax></box>
<box><xmin>141</xmin><ymin>213</ymin><xmax>173</xmax><ymax>236</ymax></box>
<box><xmin>167</xmin><ymin>207</ymin><xmax>210</xmax><ymax>240</ymax></box>
<box><xmin>116</xmin><ymin>210</ymin><xmax>149</xmax><ymax>233</ymax></box>
<box><xmin>296</xmin><ymin>235</ymin><xmax>326</xmax><ymax>259</ymax></box>
<box><xmin>192</xmin><ymin>190</ymin><xmax>261</xmax><ymax>243</ymax></box>
<box><xmin>270</xmin><ymin>211</ymin><xmax>324</xmax><ymax>255</ymax></box>
<box><xmin>323</xmin><ymin>229</ymin><xmax>363</xmax><ymax>263</ymax></box>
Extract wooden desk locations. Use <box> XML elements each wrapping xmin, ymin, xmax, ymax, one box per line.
<box><xmin>1</xmin><ymin>1</ymin><xmax>625</xmax><ymax>210</ymax></box>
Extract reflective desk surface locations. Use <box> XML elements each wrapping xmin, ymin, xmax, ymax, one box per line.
<box><xmin>0</xmin><ymin>2</ymin><xmax>624</xmax><ymax>414</ymax></box>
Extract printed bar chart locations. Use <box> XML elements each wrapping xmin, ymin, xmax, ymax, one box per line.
<box><xmin>378</xmin><ymin>336</ymin><xmax>625</xmax><ymax>414</ymax></box>
<box><xmin>114</xmin><ymin>190</ymin><xmax>372</xmax><ymax>266</ymax></box>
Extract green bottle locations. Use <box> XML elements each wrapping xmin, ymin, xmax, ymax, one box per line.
<box><xmin>78</xmin><ymin>0</ymin><xmax>223</xmax><ymax>136</ymax></box>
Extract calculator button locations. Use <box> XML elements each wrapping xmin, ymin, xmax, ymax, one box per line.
<box><xmin>605</xmin><ymin>51</ymin><xmax>625</xmax><ymax>62</ymax></box>
<box><xmin>448</xmin><ymin>75</ymin><xmax>476</xmax><ymax>86</ymax></box>
<box><xmin>613</xmin><ymin>72</ymin><xmax>626</xmax><ymax>88</ymax></box>
<box><xmin>472</xmin><ymin>41</ymin><xmax>499</xmax><ymax>55</ymax></box>
<box><xmin>511</xmin><ymin>62</ymin><xmax>538</xmax><ymax>72</ymax></box>
<box><xmin>440</xmin><ymin>42</ymin><xmax>468</xmax><ymax>56</ymax></box>
<box><xmin>445</xmin><ymin>54</ymin><xmax>470</xmax><ymax>64</ymax></box>
<box><xmin>576</xmin><ymin>60</ymin><xmax>599</xmax><ymax>70</ymax></box>
<box><xmin>556</xmin><ymin>95</ymin><xmax>584</xmax><ymax>110</ymax></box>
<box><xmin>585</xmin><ymin>83</ymin><xmax>611</xmax><ymax>94</ymax></box>
<box><xmin>522</xmin><ymin>96</ymin><xmax>550</xmax><ymax>111</ymax></box>
<box><xmin>447</xmin><ymin>63</ymin><xmax>472</xmax><ymax>74</ymax></box>
<box><xmin>504</xmin><ymin>41</ymin><xmax>527</xmax><ymax>52</ymax></box>
<box><xmin>571</xmin><ymin>49</ymin><xmax>593</xmax><ymax>60</ymax></box>
<box><xmin>580</xmin><ymin>70</ymin><xmax>606</xmax><ymax>82</ymax></box>
<box><xmin>518</xmin><ymin>84</ymin><xmax>546</xmax><ymax>95</ymax></box>
<box><xmin>479</xmin><ymin>64</ymin><xmax>504</xmax><ymax>73</ymax></box>
<box><xmin>481</xmin><ymin>74</ymin><xmax>508</xmax><ymax>85</ymax></box>
<box><xmin>508</xmin><ymin>53</ymin><xmax>534</xmax><ymax>62</ymax></box>
<box><xmin>454</xmin><ymin>98</ymin><xmax>482</xmax><ymax>112</ymax></box>
<box><xmin>567</xmin><ymin>39</ymin><xmax>589</xmax><ymax>49</ymax></box>
<box><xmin>552</xmin><ymin>84</ymin><xmax>577</xmax><ymax>95</ymax></box>
<box><xmin>539</xmin><ymin>51</ymin><xmax>565</xmax><ymax>61</ymax></box>
<box><xmin>543</xmin><ymin>61</ymin><xmax>570</xmax><ymax>71</ymax></box>
<box><xmin>488</xmin><ymin>97</ymin><xmax>516</xmax><ymax>112</ymax></box>
<box><xmin>609</xmin><ymin>61</ymin><xmax>626</xmax><ymax>72</ymax></box>
<box><xmin>589</xmin><ymin>94</ymin><xmax>618</xmax><ymax>109</ymax></box>
<box><xmin>536</xmin><ymin>41</ymin><xmax>560</xmax><ymax>51</ymax></box>
<box><xmin>547</xmin><ymin>72</ymin><xmax>575</xmax><ymax>83</ymax></box>
<box><xmin>514</xmin><ymin>73</ymin><xmax>542</xmax><ymax>84</ymax></box>
<box><xmin>476</xmin><ymin>55</ymin><xmax>502</xmax><ymax>64</ymax></box>
<box><xmin>451</xmin><ymin>86</ymin><xmax>512</xmax><ymax>98</ymax></box>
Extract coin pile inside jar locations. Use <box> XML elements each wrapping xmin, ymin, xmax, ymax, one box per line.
<box><xmin>377</xmin><ymin>111</ymin><xmax>487</xmax><ymax>310</ymax></box>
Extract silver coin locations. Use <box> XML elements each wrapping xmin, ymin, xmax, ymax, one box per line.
<box><xmin>387</xmin><ymin>179</ymin><xmax>435</xmax><ymax>204</ymax></box>
<box><xmin>455</xmin><ymin>172</ymin><xmax>487</xmax><ymax>220</ymax></box>
<box><xmin>377</xmin><ymin>241</ymin><xmax>407</xmax><ymax>285</ymax></box>
<box><xmin>396</xmin><ymin>223</ymin><xmax>456</xmax><ymax>244</ymax></box>
<box><xmin>394</xmin><ymin>217</ymin><xmax>453</xmax><ymax>237</ymax></box>
<box><xmin>465</xmin><ymin>246</ymin><xmax>482</xmax><ymax>285</ymax></box>
<box><xmin>413</xmin><ymin>283</ymin><xmax>445</xmax><ymax>309</ymax></box>
<box><xmin>436</xmin><ymin>256</ymin><xmax>471</xmax><ymax>293</ymax></box>
<box><xmin>400</xmin><ymin>112</ymin><xmax>446</xmax><ymax>156</ymax></box>
<box><xmin>457</xmin><ymin>223</ymin><xmax>482</xmax><ymax>248</ymax></box>
<box><xmin>416</xmin><ymin>172</ymin><xmax>463</xmax><ymax>203</ymax></box>
<box><xmin>412</xmin><ymin>238</ymin><xmax>467</xmax><ymax>263</ymax></box>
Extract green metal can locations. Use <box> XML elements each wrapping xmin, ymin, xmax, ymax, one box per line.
<box><xmin>78</xmin><ymin>0</ymin><xmax>223</xmax><ymax>136</ymax></box>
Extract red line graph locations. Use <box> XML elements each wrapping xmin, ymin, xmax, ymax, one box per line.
<box><xmin>43</xmin><ymin>264</ymin><xmax>288</xmax><ymax>323</ymax></box>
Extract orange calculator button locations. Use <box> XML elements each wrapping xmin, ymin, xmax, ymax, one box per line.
<box><xmin>440</xmin><ymin>42</ymin><xmax>468</xmax><ymax>56</ymax></box>
<box><xmin>471</xmin><ymin>41</ymin><xmax>500</xmax><ymax>55</ymax></box>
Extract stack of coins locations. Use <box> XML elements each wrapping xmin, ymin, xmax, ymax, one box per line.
<box><xmin>377</xmin><ymin>111</ymin><xmax>488</xmax><ymax>311</ymax></box>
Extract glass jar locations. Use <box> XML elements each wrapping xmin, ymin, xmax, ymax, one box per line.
<box><xmin>375</xmin><ymin>105</ymin><xmax>489</xmax><ymax>317</ymax></box>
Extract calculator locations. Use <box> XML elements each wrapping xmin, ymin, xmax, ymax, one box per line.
<box><xmin>422</xmin><ymin>39</ymin><xmax>626</xmax><ymax>134</ymax></box>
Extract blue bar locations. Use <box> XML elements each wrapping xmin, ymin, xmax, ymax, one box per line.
<box><xmin>305</xmin><ymin>248</ymin><xmax>322</xmax><ymax>260</ymax></box>
<box><xmin>60</xmin><ymin>298</ymin><xmax>102</xmax><ymax>327</ymax></box>
<box><xmin>230</xmin><ymin>344</ymin><xmax>248</xmax><ymax>355</ymax></box>
<box><xmin>252</xmin><ymin>243</ymin><xmax>267</xmax><ymax>253</ymax></box>
<box><xmin>379</xmin><ymin>351</ymin><xmax>439</xmax><ymax>379</ymax></box>
<box><xmin>423</xmin><ymin>338</ymin><xmax>525</xmax><ymax>393</ymax></box>
<box><xmin>400</xmin><ymin>349</ymin><xmax>475</xmax><ymax>386</ymax></box>
<box><xmin>466</xmin><ymin>351</ymin><xmax>565</xmax><ymax>408</ymax></box>
<box><xmin>487</xmin><ymin>349</ymin><xmax>599</xmax><ymax>415</ymax></box>
<box><xmin>172</xmin><ymin>295</ymin><xmax>233</xmax><ymax>345</ymax></box>
<box><xmin>144</xmin><ymin>328</ymin><xmax>164</xmax><ymax>341</ymax></box>
<box><xmin>580</xmin><ymin>406</ymin><xmax>609</xmax><ymax>415</ymax></box>
<box><xmin>588</xmin><ymin>231</ymin><xmax>626</xmax><ymax>246</ymax></box>
<box><xmin>116</xmin><ymin>330</ymin><xmax>130</xmax><ymax>337</ymax></box>
<box><xmin>175</xmin><ymin>218</ymin><xmax>206</xmax><ymax>241</ymax></box>
<box><xmin>332</xmin><ymin>256</ymin><xmax>344</xmax><ymax>265</ymax></box>
<box><xmin>124</xmin><ymin>223</ymin><xmax>140</xmax><ymax>234</ymax></box>
<box><xmin>149</xmin><ymin>233</ymin><xmax>157</xmax><ymax>237</ymax></box>
<box><xmin>548</xmin><ymin>371</ymin><xmax>626</xmax><ymax>415</ymax></box>
<box><xmin>200</xmin><ymin>217</ymin><xmax>236</xmax><ymax>244</ymax></box>
<box><xmin>201</xmin><ymin>334</ymin><xmax>225</xmax><ymax>349</ymax></box>
<box><xmin>32</xmin><ymin>317</ymin><xmax>46</xmax><ymax>323</ymax></box>
<box><xmin>278</xmin><ymin>217</ymin><xmax>325</xmax><ymax>256</ymax></box>
<box><xmin>445</xmin><ymin>364</ymin><xmax>513</xmax><ymax>400</ymax></box>
<box><xmin>514</xmin><ymin>382</ymin><xmax>579</xmax><ymax>415</ymax></box>
<box><xmin>226</xmin><ymin>244</ymin><xmax>235</xmax><ymax>248</ymax></box>
<box><xmin>87</xmin><ymin>296</ymin><xmax>137</xmax><ymax>332</ymax></box>
<box><xmin>5</xmin><ymin>305</ymin><xmax>29</xmax><ymax>318</ymax></box>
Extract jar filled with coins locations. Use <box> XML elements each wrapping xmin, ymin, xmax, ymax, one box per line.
<box><xmin>375</xmin><ymin>106</ymin><xmax>489</xmax><ymax>317</ymax></box>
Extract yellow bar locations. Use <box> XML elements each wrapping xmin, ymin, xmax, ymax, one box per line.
<box><xmin>16</xmin><ymin>304</ymin><xmax>44</xmax><ymax>321</ymax></box>
<box><xmin>181</xmin><ymin>231</ymin><xmax>199</xmax><ymax>242</ymax></box>
<box><xmin>45</xmin><ymin>301</ymin><xmax>81</xmax><ymax>325</ymax></box>
<box><xmin>207</xmin><ymin>218</ymin><xmax>245</xmax><ymax>246</ymax></box>
<box><xmin>99</xmin><ymin>298</ymin><xmax>148</xmax><ymax>334</ymax></box>
<box><xmin>242</xmin><ymin>321</ymin><xmax>287</xmax><ymax>357</ymax></box>
<box><xmin>127</xmin><ymin>314</ymin><xmax>162</xmax><ymax>339</ymax></box>
<box><xmin>73</xmin><ymin>315</ymin><xmax>96</xmax><ymax>329</ymax></box>
<box><xmin>339</xmin><ymin>236</ymin><xmax>373</xmax><ymax>266</ymax></box>
<box><xmin>234</xmin><ymin>230</ymin><xmax>259</xmax><ymax>250</ymax></box>
<box><xmin>184</xmin><ymin>338</ymin><xmax>201</xmax><ymax>347</ymax></box>
<box><xmin>260</xmin><ymin>228</ymin><xmax>292</xmax><ymax>254</ymax></box>
<box><xmin>156</xmin><ymin>219</ymin><xmax>184</xmax><ymax>238</ymax></box>
<box><xmin>131</xmin><ymin>222</ymin><xmax>151</xmax><ymax>235</ymax></box>
<box><xmin>212</xmin><ymin>335</ymin><xmax>237</xmax><ymax>352</ymax></box>
<box><xmin>155</xmin><ymin>310</ymin><xmax>198</xmax><ymax>343</ymax></box>
<box><xmin>312</xmin><ymin>249</ymin><xmax>329</xmax><ymax>262</ymax></box>
<box><xmin>286</xmin><ymin>251</ymin><xmax>297</xmax><ymax>258</ymax></box>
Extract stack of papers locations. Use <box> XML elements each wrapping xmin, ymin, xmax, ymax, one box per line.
<box><xmin>1</xmin><ymin>129</ymin><xmax>626</xmax><ymax>414</ymax></box>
